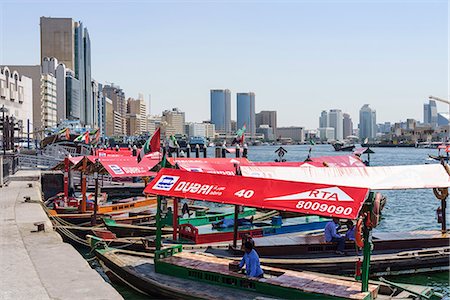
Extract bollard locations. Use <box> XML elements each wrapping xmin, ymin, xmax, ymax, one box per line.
<box><xmin>221</xmin><ymin>144</ymin><xmax>227</xmax><ymax>158</ymax></box>
<box><xmin>195</xmin><ymin>144</ymin><xmax>200</xmax><ymax>158</ymax></box>
<box><xmin>186</xmin><ymin>147</ymin><xmax>190</xmax><ymax>158</ymax></box>
<box><xmin>203</xmin><ymin>147</ymin><xmax>207</xmax><ymax>158</ymax></box>
<box><xmin>242</xmin><ymin>144</ymin><xmax>248</xmax><ymax>158</ymax></box>
<box><xmin>235</xmin><ymin>144</ymin><xmax>241</xmax><ymax>158</ymax></box>
<box><xmin>215</xmin><ymin>147</ymin><xmax>221</xmax><ymax>158</ymax></box>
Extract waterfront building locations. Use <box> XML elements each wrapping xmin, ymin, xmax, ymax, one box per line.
<box><xmin>146</xmin><ymin>115</ymin><xmax>161</xmax><ymax>134</ymax></box>
<box><xmin>424</xmin><ymin>100</ymin><xmax>438</xmax><ymax>128</ymax></box>
<box><xmin>0</xmin><ymin>67</ymin><xmax>33</xmax><ymax>137</ymax></box>
<box><xmin>7</xmin><ymin>65</ymin><xmax>58</xmax><ymax>131</ymax></box>
<box><xmin>237</xmin><ymin>92</ymin><xmax>256</xmax><ymax>137</ymax></box>
<box><xmin>161</xmin><ymin>107</ymin><xmax>185</xmax><ymax>137</ymax></box>
<box><xmin>328</xmin><ymin>109</ymin><xmax>343</xmax><ymax>141</ymax></box>
<box><xmin>438</xmin><ymin>112</ymin><xmax>449</xmax><ymax>126</ymax></box>
<box><xmin>65</xmin><ymin>71</ymin><xmax>81</xmax><ymax>121</ymax></box>
<box><xmin>40</xmin><ymin>17</ymin><xmax>92</xmax><ymax>127</ymax></box>
<box><xmin>104</xmin><ymin>97</ymin><xmax>114</xmax><ymax>137</ymax></box>
<box><xmin>95</xmin><ymin>82</ymin><xmax>103</xmax><ymax>135</ymax></box>
<box><xmin>102</xmin><ymin>84</ymin><xmax>126</xmax><ymax>136</ymax></box>
<box><xmin>276</xmin><ymin>126</ymin><xmax>304</xmax><ymax>142</ymax></box>
<box><xmin>319</xmin><ymin>110</ymin><xmax>328</xmax><ymax>128</ymax></box>
<box><xmin>185</xmin><ymin>122</ymin><xmax>216</xmax><ymax>139</ymax></box>
<box><xmin>256</xmin><ymin>125</ymin><xmax>274</xmax><ymax>141</ymax></box>
<box><xmin>210</xmin><ymin>89</ymin><xmax>231</xmax><ymax>133</ymax></box>
<box><xmin>256</xmin><ymin>110</ymin><xmax>277</xmax><ymax>138</ymax></box>
<box><xmin>359</xmin><ymin>104</ymin><xmax>376</xmax><ymax>141</ymax></box>
<box><xmin>318</xmin><ymin>127</ymin><xmax>335</xmax><ymax>142</ymax></box>
<box><xmin>343</xmin><ymin>113</ymin><xmax>353</xmax><ymax>138</ymax></box>
<box><xmin>377</xmin><ymin>122</ymin><xmax>392</xmax><ymax>134</ymax></box>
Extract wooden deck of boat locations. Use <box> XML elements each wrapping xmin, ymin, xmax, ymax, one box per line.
<box><xmin>102</xmin><ymin>250</ymin><xmax>270</xmax><ymax>300</ymax></box>
<box><xmin>161</xmin><ymin>252</ymin><xmax>378</xmax><ymax>299</ymax></box>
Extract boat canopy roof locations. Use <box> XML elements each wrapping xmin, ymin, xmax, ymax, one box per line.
<box><xmin>144</xmin><ymin>168</ymin><xmax>369</xmax><ymax>219</ymax></box>
<box><xmin>240</xmin><ymin>164</ymin><xmax>450</xmax><ymax>190</ymax></box>
<box><xmin>307</xmin><ymin>155</ymin><xmax>366</xmax><ymax>167</ymax></box>
<box><xmin>353</xmin><ymin>147</ymin><xmax>375</xmax><ymax>155</ymax></box>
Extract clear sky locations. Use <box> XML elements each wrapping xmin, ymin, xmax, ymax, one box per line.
<box><xmin>0</xmin><ymin>0</ymin><xmax>448</xmax><ymax>129</ymax></box>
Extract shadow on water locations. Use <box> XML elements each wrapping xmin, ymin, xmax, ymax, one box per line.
<box><xmin>73</xmin><ymin>145</ymin><xmax>448</xmax><ymax>298</ymax></box>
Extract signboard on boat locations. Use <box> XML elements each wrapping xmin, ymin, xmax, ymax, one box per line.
<box><xmin>144</xmin><ymin>168</ymin><xmax>369</xmax><ymax>219</ymax></box>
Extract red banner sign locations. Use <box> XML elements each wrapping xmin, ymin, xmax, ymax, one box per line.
<box><xmin>144</xmin><ymin>168</ymin><xmax>369</xmax><ymax>219</ymax></box>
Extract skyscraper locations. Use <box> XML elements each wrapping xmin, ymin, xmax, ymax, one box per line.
<box><xmin>328</xmin><ymin>109</ymin><xmax>343</xmax><ymax>141</ymax></box>
<box><xmin>210</xmin><ymin>89</ymin><xmax>231</xmax><ymax>133</ymax></box>
<box><xmin>40</xmin><ymin>17</ymin><xmax>92</xmax><ymax>127</ymax></box>
<box><xmin>343</xmin><ymin>113</ymin><xmax>353</xmax><ymax>138</ymax></box>
<box><xmin>237</xmin><ymin>92</ymin><xmax>256</xmax><ymax>136</ymax></box>
<box><xmin>319</xmin><ymin>110</ymin><xmax>328</xmax><ymax>128</ymax></box>
<box><xmin>359</xmin><ymin>104</ymin><xmax>376</xmax><ymax>141</ymax></box>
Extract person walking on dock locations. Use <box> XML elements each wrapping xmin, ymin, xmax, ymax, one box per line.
<box><xmin>238</xmin><ymin>241</ymin><xmax>264</xmax><ymax>278</ymax></box>
<box><xmin>325</xmin><ymin>218</ymin><xmax>346</xmax><ymax>255</ymax></box>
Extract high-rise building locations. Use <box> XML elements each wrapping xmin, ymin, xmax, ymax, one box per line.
<box><xmin>127</xmin><ymin>96</ymin><xmax>147</xmax><ymax>136</ymax></box>
<box><xmin>343</xmin><ymin>113</ymin><xmax>353</xmax><ymax>139</ymax></box>
<box><xmin>237</xmin><ymin>92</ymin><xmax>256</xmax><ymax>137</ymax></box>
<box><xmin>40</xmin><ymin>17</ymin><xmax>92</xmax><ymax>127</ymax></box>
<box><xmin>210</xmin><ymin>89</ymin><xmax>231</xmax><ymax>133</ymax></box>
<box><xmin>65</xmin><ymin>71</ymin><xmax>81</xmax><ymax>121</ymax></box>
<box><xmin>359</xmin><ymin>104</ymin><xmax>376</xmax><ymax>141</ymax></box>
<box><xmin>424</xmin><ymin>100</ymin><xmax>438</xmax><ymax>128</ymax></box>
<box><xmin>328</xmin><ymin>109</ymin><xmax>343</xmax><ymax>141</ymax></box>
<box><xmin>319</xmin><ymin>127</ymin><xmax>335</xmax><ymax>141</ymax></box>
<box><xmin>161</xmin><ymin>108</ymin><xmax>185</xmax><ymax>137</ymax></box>
<box><xmin>104</xmin><ymin>97</ymin><xmax>114</xmax><ymax>136</ymax></box>
<box><xmin>0</xmin><ymin>67</ymin><xmax>33</xmax><ymax>137</ymax></box>
<box><xmin>319</xmin><ymin>110</ymin><xmax>328</xmax><ymax>128</ymax></box>
<box><xmin>256</xmin><ymin>110</ymin><xmax>277</xmax><ymax>137</ymax></box>
<box><xmin>186</xmin><ymin>122</ymin><xmax>216</xmax><ymax>139</ymax></box>
<box><xmin>103</xmin><ymin>84</ymin><xmax>126</xmax><ymax>116</ymax></box>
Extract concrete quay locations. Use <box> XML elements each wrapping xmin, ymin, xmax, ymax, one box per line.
<box><xmin>0</xmin><ymin>170</ymin><xmax>123</xmax><ymax>300</ymax></box>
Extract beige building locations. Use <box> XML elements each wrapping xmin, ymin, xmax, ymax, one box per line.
<box><xmin>104</xmin><ymin>97</ymin><xmax>114</xmax><ymax>136</ymax></box>
<box><xmin>126</xmin><ymin>97</ymin><xmax>147</xmax><ymax>136</ymax></box>
<box><xmin>161</xmin><ymin>108</ymin><xmax>185</xmax><ymax>138</ymax></box>
<box><xmin>0</xmin><ymin>67</ymin><xmax>33</xmax><ymax>137</ymax></box>
<box><xmin>146</xmin><ymin>115</ymin><xmax>161</xmax><ymax>134</ymax></box>
<box><xmin>256</xmin><ymin>110</ymin><xmax>277</xmax><ymax>137</ymax></box>
<box><xmin>6</xmin><ymin>65</ymin><xmax>57</xmax><ymax>132</ymax></box>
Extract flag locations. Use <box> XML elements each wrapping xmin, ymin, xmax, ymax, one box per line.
<box><xmin>90</xmin><ymin>129</ymin><xmax>100</xmax><ymax>145</ymax></box>
<box><xmin>74</xmin><ymin>131</ymin><xmax>90</xmax><ymax>144</ymax></box>
<box><xmin>232</xmin><ymin>124</ymin><xmax>246</xmax><ymax>145</ymax></box>
<box><xmin>309</xmin><ymin>139</ymin><xmax>316</xmax><ymax>145</ymax></box>
<box><xmin>57</xmin><ymin>128</ymin><xmax>70</xmax><ymax>140</ymax></box>
<box><xmin>138</xmin><ymin>127</ymin><xmax>161</xmax><ymax>163</ymax></box>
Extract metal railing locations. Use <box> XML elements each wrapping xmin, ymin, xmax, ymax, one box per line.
<box><xmin>0</xmin><ymin>154</ymin><xmax>19</xmax><ymax>186</ymax></box>
<box><xmin>17</xmin><ymin>154</ymin><xmax>60</xmax><ymax>170</ymax></box>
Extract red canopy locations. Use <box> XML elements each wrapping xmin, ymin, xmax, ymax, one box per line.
<box><xmin>144</xmin><ymin>168</ymin><xmax>369</xmax><ymax>219</ymax></box>
<box><xmin>167</xmin><ymin>157</ymin><xmax>250</xmax><ymax>175</ymax></box>
<box><xmin>97</xmin><ymin>149</ymin><xmax>133</xmax><ymax>157</ymax></box>
<box><xmin>308</xmin><ymin>155</ymin><xmax>366</xmax><ymax>167</ymax></box>
<box><xmin>98</xmin><ymin>156</ymin><xmax>159</xmax><ymax>178</ymax></box>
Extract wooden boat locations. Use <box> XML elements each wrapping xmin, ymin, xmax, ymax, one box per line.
<box><xmin>87</xmin><ymin>230</ymin><xmax>156</xmax><ymax>252</ymax></box>
<box><xmin>332</xmin><ymin>142</ymin><xmax>355</xmax><ymax>152</ymax></box>
<box><xmin>178</xmin><ymin>216</ymin><xmax>328</xmax><ymax>244</ymax></box>
<box><xmin>95</xmin><ymin>246</ymin><xmax>443</xmax><ymax>299</ymax></box>
<box><xmin>428</xmin><ymin>154</ymin><xmax>449</xmax><ymax>162</ymax></box>
<box><xmin>103</xmin><ymin>218</ymin><xmax>172</xmax><ymax>237</ymax></box>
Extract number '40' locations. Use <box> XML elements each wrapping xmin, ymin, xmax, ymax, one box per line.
<box><xmin>234</xmin><ymin>189</ymin><xmax>254</xmax><ymax>199</ymax></box>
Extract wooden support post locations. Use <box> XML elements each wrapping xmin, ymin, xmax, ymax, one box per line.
<box><xmin>64</xmin><ymin>157</ymin><xmax>69</xmax><ymax>200</ymax></box>
<box><xmin>233</xmin><ymin>205</ymin><xmax>239</xmax><ymax>248</ymax></box>
<box><xmin>186</xmin><ymin>147</ymin><xmax>190</xmax><ymax>158</ymax></box>
<box><xmin>155</xmin><ymin>196</ymin><xmax>163</xmax><ymax>251</ymax></box>
<box><xmin>243</xmin><ymin>144</ymin><xmax>248</xmax><ymax>158</ymax></box>
<box><xmin>235</xmin><ymin>144</ymin><xmax>240</xmax><ymax>158</ymax></box>
<box><xmin>93</xmin><ymin>171</ymin><xmax>99</xmax><ymax>226</ymax></box>
<box><xmin>222</xmin><ymin>144</ymin><xmax>227</xmax><ymax>158</ymax></box>
<box><xmin>203</xmin><ymin>147</ymin><xmax>207</xmax><ymax>158</ymax></box>
<box><xmin>441</xmin><ymin>197</ymin><xmax>447</xmax><ymax>234</ymax></box>
<box><xmin>215</xmin><ymin>147</ymin><xmax>221</xmax><ymax>158</ymax></box>
<box><xmin>80</xmin><ymin>157</ymin><xmax>87</xmax><ymax>213</ymax></box>
<box><xmin>173</xmin><ymin>197</ymin><xmax>179</xmax><ymax>241</ymax></box>
<box><xmin>195</xmin><ymin>144</ymin><xmax>200</xmax><ymax>158</ymax></box>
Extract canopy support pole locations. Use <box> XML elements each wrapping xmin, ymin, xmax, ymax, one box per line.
<box><xmin>441</xmin><ymin>197</ymin><xmax>447</xmax><ymax>234</ymax></box>
<box><xmin>93</xmin><ymin>170</ymin><xmax>99</xmax><ymax>226</ymax></box>
<box><xmin>63</xmin><ymin>157</ymin><xmax>69</xmax><ymax>200</ymax></box>
<box><xmin>80</xmin><ymin>157</ymin><xmax>87</xmax><ymax>213</ymax></box>
<box><xmin>155</xmin><ymin>156</ymin><xmax>167</xmax><ymax>252</ymax></box>
<box><xmin>361</xmin><ymin>217</ymin><xmax>372</xmax><ymax>292</ymax></box>
<box><xmin>233</xmin><ymin>205</ymin><xmax>239</xmax><ymax>248</ymax></box>
<box><xmin>173</xmin><ymin>197</ymin><xmax>179</xmax><ymax>241</ymax></box>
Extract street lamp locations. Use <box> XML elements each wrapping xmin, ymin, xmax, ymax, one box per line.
<box><xmin>0</xmin><ymin>105</ymin><xmax>9</xmax><ymax>155</ymax></box>
<box><xmin>429</xmin><ymin>95</ymin><xmax>450</xmax><ymax>142</ymax></box>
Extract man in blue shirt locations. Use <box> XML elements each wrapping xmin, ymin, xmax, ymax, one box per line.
<box><xmin>345</xmin><ymin>220</ymin><xmax>355</xmax><ymax>241</ymax></box>
<box><xmin>324</xmin><ymin>218</ymin><xmax>346</xmax><ymax>255</ymax></box>
<box><xmin>239</xmin><ymin>241</ymin><xmax>264</xmax><ymax>278</ymax></box>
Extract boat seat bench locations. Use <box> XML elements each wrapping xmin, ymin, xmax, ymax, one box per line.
<box><xmin>159</xmin><ymin>252</ymin><xmax>378</xmax><ymax>299</ymax></box>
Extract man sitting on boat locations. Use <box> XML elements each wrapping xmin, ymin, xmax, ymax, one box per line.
<box><xmin>324</xmin><ymin>218</ymin><xmax>346</xmax><ymax>255</ymax></box>
<box><xmin>238</xmin><ymin>241</ymin><xmax>264</xmax><ymax>278</ymax></box>
<box><xmin>212</xmin><ymin>216</ymin><xmax>254</xmax><ymax>229</ymax></box>
<box><xmin>345</xmin><ymin>220</ymin><xmax>355</xmax><ymax>241</ymax></box>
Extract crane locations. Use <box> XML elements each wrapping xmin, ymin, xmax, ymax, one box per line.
<box><xmin>429</xmin><ymin>95</ymin><xmax>450</xmax><ymax>141</ymax></box>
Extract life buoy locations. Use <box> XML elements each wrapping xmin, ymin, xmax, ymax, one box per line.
<box><xmin>355</xmin><ymin>218</ymin><xmax>364</xmax><ymax>248</ymax></box>
<box><xmin>433</xmin><ymin>188</ymin><xmax>449</xmax><ymax>201</ymax></box>
<box><xmin>366</xmin><ymin>193</ymin><xmax>381</xmax><ymax>228</ymax></box>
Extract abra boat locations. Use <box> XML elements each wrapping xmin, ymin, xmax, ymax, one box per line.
<box><xmin>332</xmin><ymin>141</ymin><xmax>356</xmax><ymax>152</ymax></box>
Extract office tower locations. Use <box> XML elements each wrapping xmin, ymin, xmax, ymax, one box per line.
<box><xmin>256</xmin><ymin>110</ymin><xmax>277</xmax><ymax>137</ymax></box>
<box><xmin>40</xmin><ymin>17</ymin><xmax>92</xmax><ymax>126</ymax></box>
<box><xmin>210</xmin><ymin>89</ymin><xmax>231</xmax><ymax>133</ymax></box>
<box><xmin>359</xmin><ymin>104</ymin><xmax>377</xmax><ymax>141</ymax></box>
<box><xmin>424</xmin><ymin>100</ymin><xmax>438</xmax><ymax>128</ymax></box>
<box><xmin>0</xmin><ymin>67</ymin><xmax>33</xmax><ymax>135</ymax></box>
<box><xmin>328</xmin><ymin>109</ymin><xmax>343</xmax><ymax>141</ymax></box>
<box><xmin>319</xmin><ymin>110</ymin><xmax>328</xmax><ymax>128</ymax></box>
<box><xmin>127</xmin><ymin>97</ymin><xmax>148</xmax><ymax>135</ymax></box>
<box><xmin>343</xmin><ymin>113</ymin><xmax>353</xmax><ymax>139</ymax></box>
<box><xmin>237</xmin><ymin>92</ymin><xmax>256</xmax><ymax>136</ymax></box>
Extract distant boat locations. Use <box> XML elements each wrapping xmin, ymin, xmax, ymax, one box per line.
<box><xmin>332</xmin><ymin>141</ymin><xmax>355</xmax><ymax>152</ymax></box>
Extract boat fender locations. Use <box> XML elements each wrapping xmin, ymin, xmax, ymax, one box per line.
<box><xmin>355</xmin><ymin>218</ymin><xmax>364</xmax><ymax>248</ymax></box>
<box><xmin>433</xmin><ymin>188</ymin><xmax>448</xmax><ymax>201</ymax></box>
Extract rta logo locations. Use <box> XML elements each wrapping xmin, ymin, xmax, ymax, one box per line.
<box><xmin>153</xmin><ymin>175</ymin><xmax>180</xmax><ymax>191</ymax></box>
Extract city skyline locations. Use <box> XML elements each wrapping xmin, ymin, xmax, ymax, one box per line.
<box><xmin>0</xmin><ymin>1</ymin><xmax>448</xmax><ymax>129</ymax></box>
